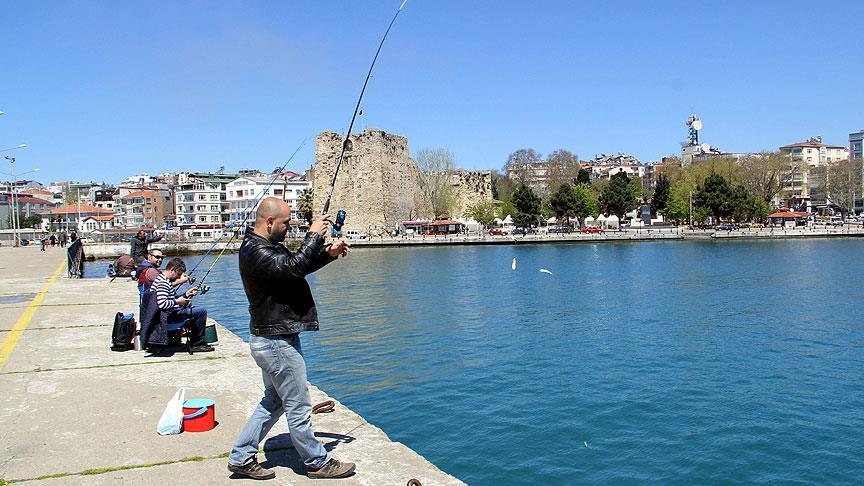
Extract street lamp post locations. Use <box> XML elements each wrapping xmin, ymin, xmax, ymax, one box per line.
<box><xmin>3</xmin><ymin>160</ymin><xmax>39</xmax><ymax>247</ymax></box>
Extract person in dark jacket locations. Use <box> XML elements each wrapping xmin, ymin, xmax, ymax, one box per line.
<box><xmin>130</xmin><ymin>230</ymin><xmax>162</xmax><ymax>264</ymax></box>
<box><xmin>228</xmin><ymin>197</ymin><xmax>353</xmax><ymax>481</ymax></box>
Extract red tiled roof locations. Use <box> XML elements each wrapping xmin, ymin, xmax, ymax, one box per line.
<box><xmin>768</xmin><ymin>211</ymin><xmax>811</xmax><ymax>218</ymax></box>
<box><xmin>82</xmin><ymin>214</ymin><xmax>116</xmax><ymax>222</ymax></box>
<box><xmin>121</xmin><ymin>190</ymin><xmax>160</xmax><ymax>199</ymax></box>
<box><xmin>12</xmin><ymin>195</ymin><xmax>53</xmax><ymax>205</ymax></box>
<box><xmin>780</xmin><ymin>142</ymin><xmax>846</xmax><ymax>150</ymax></box>
<box><xmin>40</xmin><ymin>203</ymin><xmax>113</xmax><ymax>215</ymax></box>
<box><xmin>427</xmin><ymin>220</ymin><xmax>462</xmax><ymax>226</ymax></box>
<box><xmin>21</xmin><ymin>188</ymin><xmax>54</xmax><ymax>196</ymax></box>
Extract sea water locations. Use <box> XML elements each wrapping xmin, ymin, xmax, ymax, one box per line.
<box><xmin>169</xmin><ymin>239</ymin><xmax>864</xmax><ymax>484</ymax></box>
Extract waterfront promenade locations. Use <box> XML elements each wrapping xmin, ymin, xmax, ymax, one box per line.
<box><xmin>0</xmin><ymin>246</ymin><xmax>461</xmax><ymax>485</ymax></box>
<box><xmin>79</xmin><ymin>225</ymin><xmax>864</xmax><ymax>258</ymax></box>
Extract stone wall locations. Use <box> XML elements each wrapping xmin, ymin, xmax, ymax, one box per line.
<box><xmin>313</xmin><ymin>128</ymin><xmax>494</xmax><ymax>234</ymax></box>
<box><xmin>313</xmin><ymin>129</ymin><xmax>421</xmax><ymax>236</ymax></box>
<box><xmin>450</xmin><ymin>169</ymin><xmax>493</xmax><ymax>219</ymax></box>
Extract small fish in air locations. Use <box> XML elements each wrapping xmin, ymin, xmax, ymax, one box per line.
<box><xmin>511</xmin><ymin>258</ymin><xmax>516</xmax><ymax>270</ymax></box>
<box><xmin>539</xmin><ymin>268</ymin><xmax>553</xmax><ymax>275</ymax></box>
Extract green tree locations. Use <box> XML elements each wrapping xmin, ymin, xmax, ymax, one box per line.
<box><xmin>497</xmin><ymin>198</ymin><xmax>517</xmax><ymax>220</ymax></box>
<box><xmin>511</xmin><ymin>184</ymin><xmax>541</xmax><ymax>228</ymax></box>
<box><xmin>693</xmin><ymin>206</ymin><xmax>712</xmax><ymax>225</ymax></box>
<box><xmin>598</xmin><ymin>172</ymin><xmax>638</xmax><ymax>217</ymax></box>
<box><xmin>576</xmin><ymin>168</ymin><xmax>591</xmax><ymax>185</ymax></box>
<box><xmin>573</xmin><ymin>185</ymin><xmax>597</xmax><ymax>222</ymax></box>
<box><xmin>694</xmin><ymin>172</ymin><xmax>736</xmax><ymax>221</ymax></box>
<box><xmin>545</xmin><ymin>149</ymin><xmax>580</xmax><ymax>193</ymax></box>
<box><xmin>651</xmin><ymin>173</ymin><xmax>671</xmax><ymax>216</ymax></box>
<box><xmin>547</xmin><ymin>183</ymin><xmax>579</xmax><ymax>226</ymax></box>
<box><xmin>491</xmin><ymin>170</ymin><xmax>515</xmax><ymax>201</ymax></box>
<box><xmin>664</xmin><ymin>183</ymin><xmax>690</xmax><ymax>224</ymax></box>
<box><xmin>416</xmin><ymin>148</ymin><xmax>457</xmax><ymax>217</ymax></box>
<box><xmin>20</xmin><ymin>213</ymin><xmax>42</xmax><ymax>229</ymax></box>
<box><xmin>297</xmin><ymin>188</ymin><xmax>313</xmax><ymax>223</ymax></box>
<box><xmin>467</xmin><ymin>201</ymin><xmax>497</xmax><ymax>229</ymax></box>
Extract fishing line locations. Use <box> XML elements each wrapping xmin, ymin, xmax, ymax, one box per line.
<box><xmin>321</xmin><ymin>0</ymin><xmax>410</xmax><ymax>214</ymax></box>
<box><xmin>184</xmin><ymin>137</ymin><xmax>309</xmax><ymax>292</ymax></box>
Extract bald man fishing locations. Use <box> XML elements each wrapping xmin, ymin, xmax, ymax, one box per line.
<box><xmin>228</xmin><ymin>197</ymin><xmax>354</xmax><ymax>480</ymax></box>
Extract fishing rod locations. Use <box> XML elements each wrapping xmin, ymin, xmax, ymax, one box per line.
<box><xmin>185</xmin><ymin>137</ymin><xmax>308</xmax><ymax>279</ymax></box>
<box><xmin>184</xmin><ymin>137</ymin><xmax>309</xmax><ymax>293</ymax></box>
<box><xmin>321</xmin><ymin>0</ymin><xmax>410</xmax><ymax>218</ymax></box>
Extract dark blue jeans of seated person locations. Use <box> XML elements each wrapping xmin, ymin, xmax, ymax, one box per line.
<box><xmin>167</xmin><ymin>306</ymin><xmax>207</xmax><ymax>346</ymax></box>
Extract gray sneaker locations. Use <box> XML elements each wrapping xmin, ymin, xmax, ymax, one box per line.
<box><xmin>306</xmin><ymin>458</ymin><xmax>356</xmax><ymax>479</ymax></box>
<box><xmin>228</xmin><ymin>458</ymin><xmax>276</xmax><ymax>480</ymax></box>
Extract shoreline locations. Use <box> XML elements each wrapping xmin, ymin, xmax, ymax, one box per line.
<box><xmin>82</xmin><ymin>227</ymin><xmax>864</xmax><ymax>258</ymax></box>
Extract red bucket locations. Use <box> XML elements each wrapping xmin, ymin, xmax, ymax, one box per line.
<box><xmin>182</xmin><ymin>398</ymin><xmax>216</xmax><ymax>432</ymax></box>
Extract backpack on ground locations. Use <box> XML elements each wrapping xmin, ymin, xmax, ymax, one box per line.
<box><xmin>111</xmin><ymin>312</ymin><xmax>137</xmax><ymax>351</ymax></box>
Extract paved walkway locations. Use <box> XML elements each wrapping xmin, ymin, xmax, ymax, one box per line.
<box><xmin>0</xmin><ymin>245</ymin><xmax>461</xmax><ymax>485</ymax></box>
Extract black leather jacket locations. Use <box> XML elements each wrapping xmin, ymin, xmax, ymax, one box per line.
<box><xmin>239</xmin><ymin>227</ymin><xmax>336</xmax><ymax>336</ymax></box>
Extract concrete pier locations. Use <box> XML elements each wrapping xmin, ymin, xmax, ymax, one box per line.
<box><xmin>0</xmin><ymin>246</ymin><xmax>462</xmax><ymax>485</ymax></box>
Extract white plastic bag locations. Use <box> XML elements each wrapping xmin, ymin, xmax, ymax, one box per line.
<box><xmin>156</xmin><ymin>387</ymin><xmax>185</xmax><ymax>435</ymax></box>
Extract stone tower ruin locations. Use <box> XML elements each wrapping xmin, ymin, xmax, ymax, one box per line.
<box><xmin>313</xmin><ymin>128</ymin><xmax>421</xmax><ymax>236</ymax></box>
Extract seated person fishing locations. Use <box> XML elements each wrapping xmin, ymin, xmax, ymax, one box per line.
<box><xmin>136</xmin><ymin>250</ymin><xmax>163</xmax><ymax>297</ymax></box>
<box><xmin>152</xmin><ymin>257</ymin><xmax>213</xmax><ymax>353</ymax></box>
<box><xmin>135</xmin><ymin>250</ymin><xmax>190</xmax><ymax>298</ymax></box>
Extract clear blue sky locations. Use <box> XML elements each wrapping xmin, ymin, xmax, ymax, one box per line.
<box><xmin>2</xmin><ymin>0</ymin><xmax>862</xmax><ymax>184</ymax></box>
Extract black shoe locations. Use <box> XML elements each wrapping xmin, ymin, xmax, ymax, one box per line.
<box><xmin>190</xmin><ymin>344</ymin><xmax>215</xmax><ymax>353</ymax></box>
<box><xmin>228</xmin><ymin>458</ymin><xmax>275</xmax><ymax>480</ymax></box>
<box><xmin>307</xmin><ymin>458</ymin><xmax>356</xmax><ymax>479</ymax></box>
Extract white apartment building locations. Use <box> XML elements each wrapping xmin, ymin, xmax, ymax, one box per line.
<box><xmin>174</xmin><ymin>172</ymin><xmax>237</xmax><ymax>237</ymax></box>
<box><xmin>226</xmin><ymin>172</ymin><xmax>311</xmax><ymax>226</ymax></box>
<box><xmin>779</xmin><ymin>137</ymin><xmax>850</xmax><ymax>210</ymax></box>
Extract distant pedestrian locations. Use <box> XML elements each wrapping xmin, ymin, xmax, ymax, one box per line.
<box><xmin>50</xmin><ymin>234</ymin><xmax>56</xmax><ymax>247</ymax></box>
<box><xmin>130</xmin><ymin>230</ymin><xmax>162</xmax><ymax>265</ymax></box>
<box><xmin>40</xmin><ymin>237</ymin><xmax>46</xmax><ymax>252</ymax></box>
<box><xmin>59</xmin><ymin>232</ymin><xmax>67</xmax><ymax>247</ymax></box>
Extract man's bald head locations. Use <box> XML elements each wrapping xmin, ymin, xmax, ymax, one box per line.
<box><xmin>256</xmin><ymin>197</ymin><xmax>290</xmax><ymax>222</ymax></box>
<box><xmin>254</xmin><ymin>197</ymin><xmax>292</xmax><ymax>243</ymax></box>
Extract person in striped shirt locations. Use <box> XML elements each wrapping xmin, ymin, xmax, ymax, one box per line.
<box><xmin>152</xmin><ymin>257</ymin><xmax>213</xmax><ymax>353</ymax></box>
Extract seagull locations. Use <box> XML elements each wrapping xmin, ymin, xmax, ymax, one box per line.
<box><xmin>511</xmin><ymin>257</ymin><xmax>516</xmax><ymax>270</ymax></box>
<box><xmin>584</xmin><ymin>441</ymin><xmax>589</xmax><ymax>448</ymax></box>
<box><xmin>539</xmin><ymin>268</ymin><xmax>553</xmax><ymax>275</ymax></box>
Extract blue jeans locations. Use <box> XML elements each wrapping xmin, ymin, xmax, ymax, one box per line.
<box><xmin>229</xmin><ymin>334</ymin><xmax>330</xmax><ymax>469</ymax></box>
<box><xmin>167</xmin><ymin>306</ymin><xmax>207</xmax><ymax>346</ymax></box>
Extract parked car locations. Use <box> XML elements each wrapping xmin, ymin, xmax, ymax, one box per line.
<box><xmin>343</xmin><ymin>230</ymin><xmax>368</xmax><ymax>239</ymax></box>
<box><xmin>829</xmin><ymin>217</ymin><xmax>844</xmax><ymax>227</ymax></box>
<box><xmin>488</xmin><ymin>228</ymin><xmax>508</xmax><ymax>236</ymax></box>
<box><xmin>547</xmin><ymin>226</ymin><xmax>573</xmax><ymax>234</ymax></box>
<box><xmin>512</xmin><ymin>227</ymin><xmax>537</xmax><ymax>235</ymax></box>
<box><xmin>715</xmin><ymin>224</ymin><xmax>736</xmax><ymax>231</ymax></box>
<box><xmin>581</xmin><ymin>226</ymin><xmax>603</xmax><ymax>234</ymax></box>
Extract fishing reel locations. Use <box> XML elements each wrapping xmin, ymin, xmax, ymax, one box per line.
<box><xmin>333</xmin><ymin>210</ymin><xmax>346</xmax><ymax>231</ymax></box>
<box><xmin>187</xmin><ymin>275</ymin><xmax>197</xmax><ymax>285</ymax></box>
<box><xmin>197</xmin><ymin>284</ymin><xmax>211</xmax><ymax>295</ymax></box>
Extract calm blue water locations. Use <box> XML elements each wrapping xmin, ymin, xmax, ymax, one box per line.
<box><xmin>111</xmin><ymin>240</ymin><xmax>864</xmax><ymax>484</ymax></box>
